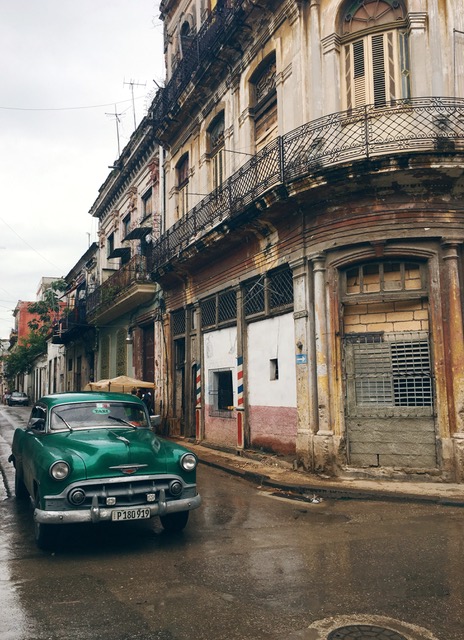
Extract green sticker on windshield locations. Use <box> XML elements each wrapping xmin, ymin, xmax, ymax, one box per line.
<box><xmin>93</xmin><ymin>408</ymin><xmax>110</xmax><ymax>414</ymax></box>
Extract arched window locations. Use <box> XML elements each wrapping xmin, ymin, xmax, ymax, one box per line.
<box><xmin>180</xmin><ymin>20</ymin><xmax>193</xmax><ymax>57</ymax></box>
<box><xmin>251</xmin><ymin>54</ymin><xmax>277</xmax><ymax>151</ymax></box>
<box><xmin>208</xmin><ymin>112</ymin><xmax>225</xmax><ymax>191</ymax></box>
<box><xmin>340</xmin><ymin>0</ymin><xmax>410</xmax><ymax>108</ymax></box>
<box><xmin>176</xmin><ymin>154</ymin><xmax>189</xmax><ymax>217</ymax></box>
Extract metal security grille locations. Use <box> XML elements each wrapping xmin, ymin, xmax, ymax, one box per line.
<box><xmin>244</xmin><ymin>267</ymin><xmax>294</xmax><ymax>318</ymax></box>
<box><xmin>201</xmin><ymin>297</ymin><xmax>217</xmax><ymax>328</ymax></box>
<box><xmin>218</xmin><ymin>290</ymin><xmax>237</xmax><ymax>323</ymax></box>
<box><xmin>391</xmin><ymin>340</ymin><xmax>432</xmax><ymax>406</ymax></box>
<box><xmin>244</xmin><ymin>277</ymin><xmax>265</xmax><ymax>317</ymax></box>
<box><xmin>172</xmin><ymin>310</ymin><xmax>186</xmax><ymax>336</ymax></box>
<box><xmin>269</xmin><ymin>268</ymin><xmax>294</xmax><ymax>310</ymax></box>
<box><xmin>345</xmin><ymin>331</ymin><xmax>433</xmax><ymax>414</ymax></box>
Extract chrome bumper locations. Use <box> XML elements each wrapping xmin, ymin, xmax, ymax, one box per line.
<box><xmin>34</xmin><ymin>491</ymin><xmax>202</xmax><ymax>525</ymax></box>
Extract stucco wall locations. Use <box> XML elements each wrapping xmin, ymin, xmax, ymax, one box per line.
<box><xmin>247</xmin><ymin>314</ymin><xmax>297</xmax><ymax>455</ymax></box>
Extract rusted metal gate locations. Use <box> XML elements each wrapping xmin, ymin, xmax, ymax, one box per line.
<box><xmin>343</xmin><ymin>331</ymin><xmax>437</xmax><ymax>469</ymax></box>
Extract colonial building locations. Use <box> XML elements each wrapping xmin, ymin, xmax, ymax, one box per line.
<box><xmin>86</xmin><ymin>115</ymin><xmax>163</xmax><ymax>412</ymax></box>
<box><xmin>53</xmin><ymin>242</ymin><xmax>99</xmax><ymax>392</ymax></box>
<box><xmin>146</xmin><ymin>0</ymin><xmax>464</xmax><ymax>481</ymax></box>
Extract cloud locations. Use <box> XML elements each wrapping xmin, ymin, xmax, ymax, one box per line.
<box><xmin>0</xmin><ymin>0</ymin><xmax>163</xmax><ymax>337</ymax></box>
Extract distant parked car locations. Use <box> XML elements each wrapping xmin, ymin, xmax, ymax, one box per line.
<box><xmin>8</xmin><ymin>391</ymin><xmax>29</xmax><ymax>406</ymax></box>
<box><xmin>8</xmin><ymin>392</ymin><xmax>201</xmax><ymax>549</ymax></box>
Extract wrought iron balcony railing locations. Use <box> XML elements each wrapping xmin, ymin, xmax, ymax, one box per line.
<box><xmin>86</xmin><ymin>255</ymin><xmax>152</xmax><ymax>318</ymax></box>
<box><xmin>151</xmin><ymin>97</ymin><xmax>464</xmax><ymax>272</ymax></box>
<box><xmin>150</xmin><ymin>1</ymin><xmax>248</xmax><ymax>128</ymax></box>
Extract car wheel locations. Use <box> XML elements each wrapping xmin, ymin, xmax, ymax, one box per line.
<box><xmin>34</xmin><ymin>491</ymin><xmax>55</xmax><ymax>550</ymax></box>
<box><xmin>159</xmin><ymin>510</ymin><xmax>189</xmax><ymax>532</ymax></box>
<box><xmin>14</xmin><ymin>468</ymin><xmax>28</xmax><ymax>500</ymax></box>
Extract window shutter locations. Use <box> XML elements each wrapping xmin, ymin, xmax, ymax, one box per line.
<box><xmin>344</xmin><ymin>30</ymin><xmax>402</xmax><ymax>108</ymax></box>
<box><xmin>344</xmin><ymin>44</ymin><xmax>353</xmax><ymax>108</ymax></box>
<box><xmin>399</xmin><ymin>31</ymin><xmax>411</xmax><ymax>99</ymax></box>
<box><xmin>371</xmin><ymin>34</ymin><xmax>387</xmax><ymax>106</ymax></box>
<box><xmin>353</xmin><ymin>39</ymin><xmax>366</xmax><ymax>107</ymax></box>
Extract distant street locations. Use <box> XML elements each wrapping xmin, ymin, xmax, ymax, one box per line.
<box><xmin>0</xmin><ymin>405</ymin><xmax>463</xmax><ymax>640</ymax></box>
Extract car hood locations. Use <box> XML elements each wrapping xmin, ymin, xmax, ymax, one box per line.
<box><xmin>47</xmin><ymin>428</ymin><xmax>166</xmax><ymax>479</ymax></box>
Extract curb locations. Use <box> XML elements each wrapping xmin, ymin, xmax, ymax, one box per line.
<box><xmin>195</xmin><ymin>451</ymin><xmax>464</xmax><ymax>507</ymax></box>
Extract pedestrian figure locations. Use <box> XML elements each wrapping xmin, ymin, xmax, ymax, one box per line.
<box><xmin>142</xmin><ymin>390</ymin><xmax>153</xmax><ymax>413</ymax></box>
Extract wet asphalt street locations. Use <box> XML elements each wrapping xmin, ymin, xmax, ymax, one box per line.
<box><xmin>1</xmin><ymin>406</ymin><xmax>464</xmax><ymax>640</ymax></box>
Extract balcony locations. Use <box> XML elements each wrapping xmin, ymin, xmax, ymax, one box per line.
<box><xmin>149</xmin><ymin>0</ymin><xmax>250</xmax><ymax>141</ymax></box>
<box><xmin>151</xmin><ymin>97</ymin><xmax>464</xmax><ymax>275</ymax></box>
<box><xmin>86</xmin><ymin>255</ymin><xmax>156</xmax><ymax>324</ymax></box>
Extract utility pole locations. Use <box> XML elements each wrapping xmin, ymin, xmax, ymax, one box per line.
<box><xmin>105</xmin><ymin>105</ymin><xmax>122</xmax><ymax>157</ymax></box>
<box><xmin>123</xmin><ymin>79</ymin><xmax>146</xmax><ymax>129</ymax></box>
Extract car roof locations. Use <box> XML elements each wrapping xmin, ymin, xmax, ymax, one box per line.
<box><xmin>36</xmin><ymin>392</ymin><xmax>146</xmax><ymax>409</ymax></box>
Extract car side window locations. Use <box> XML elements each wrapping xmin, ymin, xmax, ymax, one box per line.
<box><xmin>28</xmin><ymin>406</ymin><xmax>47</xmax><ymax>432</ymax></box>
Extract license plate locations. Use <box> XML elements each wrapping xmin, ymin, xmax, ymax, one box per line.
<box><xmin>111</xmin><ymin>507</ymin><xmax>151</xmax><ymax>521</ymax></box>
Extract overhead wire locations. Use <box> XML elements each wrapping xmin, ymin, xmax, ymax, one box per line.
<box><xmin>0</xmin><ymin>216</ymin><xmax>64</xmax><ymax>272</ymax></box>
<box><xmin>0</xmin><ymin>95</ymin><xmax>147</xmax><ymax>112</ymax></box>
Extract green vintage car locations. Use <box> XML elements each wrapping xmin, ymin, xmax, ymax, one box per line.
<box><xmin>8</xmin><ymin>392</ymin><xmax>201</xmax><ymax>549</ymax></box>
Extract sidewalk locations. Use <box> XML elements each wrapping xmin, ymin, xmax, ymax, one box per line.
<box><xmin>175</xmin><ymin>438</ymin><xmax>464</xmax><ymax>506</ymax></box>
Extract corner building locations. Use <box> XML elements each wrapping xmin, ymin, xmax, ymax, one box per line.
<box><xmin>150</xmin><ymin>0</ymin><xmax>464</xmax><ymax>481</ymax></box>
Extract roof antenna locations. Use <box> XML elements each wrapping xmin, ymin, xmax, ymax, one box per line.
<box><xmin>123</xmin><ymin>78</ymin><xmax>147</xmax><ymax>129</ymax></box>
<box><xmin>105</xmin><ymin>105</ymin><xmax>122</xmax><ymax>158</ymax></box>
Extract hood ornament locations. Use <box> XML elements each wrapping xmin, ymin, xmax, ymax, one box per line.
<box><xmin>109</xmin><ymin>464</ymin><xmax>148</xmax><ymax>475</ymax></box>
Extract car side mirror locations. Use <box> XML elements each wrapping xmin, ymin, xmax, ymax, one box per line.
<box><xmin>29</xmin><ymin>417</ymin><xmax>45</xmax><ymax>431</ymax></box>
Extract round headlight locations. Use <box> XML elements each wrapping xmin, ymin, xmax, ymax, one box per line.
<box><xmin>49</xmin><ymin>461</ymin><xmax>70</xmax><ymax>480</ymax></box>
<box><xmin>180</xmin><ymin>453</ymin><xmax>197</xmax><ymax>472</ymax></box>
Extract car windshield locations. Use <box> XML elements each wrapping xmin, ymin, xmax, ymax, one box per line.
<box><xmin>50</xmin><ymin>401</ymin><xmax>149</xmax><ymax>431</ymax></box>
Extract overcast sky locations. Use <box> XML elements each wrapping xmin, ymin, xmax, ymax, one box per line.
<box><xmin>0</xmin><ymin>1</ymin><xmax>164</xmax><ymax>339</ymax></box>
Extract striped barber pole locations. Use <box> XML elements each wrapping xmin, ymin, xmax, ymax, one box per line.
<box><xmin>195</xmin><ymin>363</ymin><xmax>201</xmax><ymax>406</ymax></box>
<box><xmin>195</xmin><ymin>363</ymin><xmax>202</xmax><ymax>441</ymax></box>
<box><xmin>237</xmin><ymin>356</ymin><xmax>244</xmax><ymax>449</ymax></box>
<box><xmin>237</xmin><ymin>356</ymin><xmax>244</xmax><ymax>408</ymax></box>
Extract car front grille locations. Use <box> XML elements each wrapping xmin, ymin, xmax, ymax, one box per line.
<box><xmin>44</xmin><ymin>475</ymin><xmax>196</xmax><ymax>511</ymax></box>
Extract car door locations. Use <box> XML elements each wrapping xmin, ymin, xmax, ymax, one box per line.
<box><xmin>21</xmin><ymin>405</ymin><xmax>48</xmax><ymax>495</ymax></box>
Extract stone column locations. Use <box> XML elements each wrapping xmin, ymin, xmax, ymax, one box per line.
<box><xmin>311</xmin><ymin>254</ymin><xmax>335</xmax><ymax>473</ymax></box>
<box><xmin>408</xmin><ymin>13</ymin><xmax>430</xmax><ymax>97</ymax></box>
<box><xmin>321</xmin><ymin>34</ymin><xmax>340</xmax><ymax>115</ymax></box>
<box><xmin>291</xmin><ymin>256</ymin><xmax>315</xmax><ymax>469</ymax></box>
<box><xmin>443</xmin><ymin>242</ymin><xmax>464</xmax><ymax>481</ymax></box>
<box><xmin>309</xmin><ymin>0</ymin><xmax>323</xmax><ymax>120</ymax></box>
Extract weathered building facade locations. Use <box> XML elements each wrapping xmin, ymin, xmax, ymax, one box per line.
<box><xmin>86</xmin><ymin>116</ymin><xmax>164</xmax><ymax>415</ymax></box>
<box><xmin>53</xmin><ymin>242</ymin><xmax>99</xmax><ymax>392</ymax></box>
<box><xmin>146</xmin><ymin>0</ymin><xmax>464</xmax><ymax>481</ymax></box>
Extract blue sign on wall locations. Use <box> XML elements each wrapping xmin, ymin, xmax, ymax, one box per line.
<box><xmin>296</xmin><ymin>354</ymin><xmax>307</xmax><ymax>364</ymax></box>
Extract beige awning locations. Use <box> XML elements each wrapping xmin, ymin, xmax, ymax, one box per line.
<box><xmin>84</xmin><ymin>375</ymin><xmax>155</xmax><ymax>393</ymax></box>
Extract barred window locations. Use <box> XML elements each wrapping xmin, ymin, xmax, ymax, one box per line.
<box><xmin>345</xmin><ymin>331</ymin><xmax>433</xmax><ymax>410</ymax></box>
<box><xmin>218</xmin><ymin>290</ymin><xmax>237</xmax><ymax>323</ymax></box>
<box><xmin>269</xmin><ymin>268</ymin><xmax>294</xmax><ymax>310</ymax></box>
<box><xmin>201</xmin><ymin>290</ymin><xmax>237</xmax><ymax>329</ymax></box>
<box><xmin>172</xmin><ymin>309</ymin><xmax>186</xmax><ymax>336</ymax></box>
<box><xmin>201</xmin><ymin>297</ymin><xmax>217</xmax><ymax>328</ymax></box>
<box><xmin>243</xmin><ymin>277</ymin><xmax>265</xmax><ymax>316</ymax></box>
<box><xmin>244</xmin><ymin>267</ymin><xmax>293</xmax><ymax>319</ymax></box>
